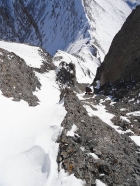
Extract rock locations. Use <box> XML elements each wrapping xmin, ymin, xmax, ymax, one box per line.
<box><xmin>94</xmin><ymin>6</ymin><xmax>140</xmax><ymax>86</ymax></box>
<box><xmin>0</xmin><ymin>48</ymin><xmax>41</xmax><ymax>106</ymax></box>
<box><xmin>56</xmin><ymin>61</ymin><xmax>76</xmax><ymax>87</ymax></box>
<box><xmin>57</xmin><ymin>90</ymin><xmax>140</xmax><ymax>186</ymax></box>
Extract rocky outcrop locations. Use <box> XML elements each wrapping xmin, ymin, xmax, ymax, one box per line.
<box><xmin>56</xmin><ymin>61</ymin><xmax>76</xmax><ymax>87</ymax></box>
<box><xmin>94</xmin><ymin>6</ymin><xmax>140</xmax><ymax>86</ymax></box>
<box><xmin>57</xmin><ymin>90</ymin><xmax>140</xmax><ymax>186</ymax></box>
<box><xmin>32</xmin><ymin>48</ymin><xmax>55</xmax><ymax>73</ymax></box>
<box><xmin>0</xmin><ymin>48</ymin><xmax>41</xmax><ymax>106</ymax></box>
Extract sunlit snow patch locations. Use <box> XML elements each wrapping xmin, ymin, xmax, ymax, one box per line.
<box><xmin>126</xmin><ymin>111</ymin><xmax>140</xmax><ymax>116</ymax></box>
<box><xmin>95</xmin><ymin>179</ymin><xmax>107</xmax><ymax>186</ymax></box>
<box><xmin>80</xmin><ymin>147</ymin><xmax>85</xmax><ymax>151</ymax></box>
<box><xmin>88</xmin><ymin>153</ymin><xmax>100</xmax><ymax>160</ymax></box>
<box><xmin>67</xmin><ymin>124</ymin><xmax>79</xmax><ymax>137</ymax></box>
<box><xmin>120</xmin><ymin>116</ymin><xmax>131</xmax><ymax>123</ymax></box>
<box><xmin>130</xmin><ymin>136</ymin><xmax>140</xmax><ymax>146</ymax></box>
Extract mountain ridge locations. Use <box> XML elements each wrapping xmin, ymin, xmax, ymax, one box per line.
<box><xmin>0</xmin><ymin>0</ymin><xmax>132</xmax><ymax>60</ymax></box>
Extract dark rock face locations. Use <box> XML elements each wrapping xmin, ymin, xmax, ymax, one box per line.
<box><xmin>0</xmin><ymin>48</ymin><xmax>41</xmax><ymax>106</ymax></box>
<box><xmin>94</xmin><ymin>6</ymin><xmax>140</xmax><ymax>86</ymax></box>
<box><xmin>56</xmin><ymin>61</ymin><xmax>76</xmax><ymax>87</ymax></box>
<box><xmin>57</xmin><ymin>90</ymin><xmax>140</xmax><ymax>186</ymax></box>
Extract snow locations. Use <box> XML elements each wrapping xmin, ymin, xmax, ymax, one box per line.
<box><xmin>110</xmin><ymin>101</ymin><xmax>116</xmax><ymax>106</ymax></box>
<box><xmin>120</xmin><ymin>116</ymin><xmax>131</xmax><ymax>123</ymax></box>
<box><xmin>130</xmin><ymin>136</ymin><xmax>140</xmax><ymax>146</ymax></box>
<box><xmin>0</xmin><ymin>0</ymin><xmax>138</xmax><ymax>184</ymax></box>
<box><xmin>83</xmin><ymin>104</ymin><xmax>119</xmax><ymax>131</ymax></box>
<box><xmin>95</xmin><ymin>179</ymin><xmax>107</xmax><ymax>186</ymax></box>
<box><xmin>76</xmin><ymin>93</ymin><xmax>96</xmax><ymax>100</ymax></box>
<box><xmin>0</xmin><ymin>41</ymin><xmax>84</xmax><ymax>186</ymax></box>
<box><xmin>95</xmin><ymin>80</ymin><xmax>101</xmax><ymax>89</ymax></box>
<box><xmin>126</xmin><ymin>111</ymin><xmax>140</xmax><ymax>116</ymax></box>
<box><xmin>0</xmin><ymin>72</ymin><xmax>66</xmax><ymax>186</ymax></box>
<box><xmin>82</xmin><ymin>98</ymin><xmax>133</xmax><ymax>134</ymax></box>
<box><xmin>125</xmin><ymin>129</ymin><xmax>134</xmax><ymax>134</ymax></box>
<box><xmin>129</xmin><ymin>98</ymin><xmax>135</xmax><ymax>102</ymax></box>
<box><xmin>0</xmin><ymin>0</ymin><xmax>136</xmax><ymax>64</ymax></box>
<box><xmin>67</xmin><ymin>124</ymin><xmax>78</xmax><ymax>137</ymax></box>
<box><xmin>65</xmin><ymin>0</ymin><xmax>132</xmax><ymax>62</ymax></box>
<box><xmin>78</xmin><ymin>94</ymin><xmax>123</xmax><ymax>133</ymax></box>
<box><xmin>0</xmin><ymin>41</ymin><xmax>43</xmax><ymax>68</ymax></box>
<box><xmin>0</xmin><ymin>52</ymin><xmax>3</xmax><ymax>56</ymax></box>
<box><xmin>83</xmin><ymin>0</ymin><xmax>131</xmax><ymax>61</ymax></box>
<box><xmin>80</xmin><ymin>147</ymin><xmax>85</xmax><ymax>151</ymax></box>
<box><xmin>59</xmin><ymin>169</ymin><xmax>85</xmax><ymax>186</ymax></box>
<box><xmin>88</xmin><ymin>153</ymin><xmax>100</xmax><ymax>160</ymax></box>
<box><xmin>120</xmin><ymin>108</ymin><xmax>127</xmax><ymax>111</ymax></box>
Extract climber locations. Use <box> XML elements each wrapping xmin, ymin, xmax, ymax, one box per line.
<box><xmin>85</xmin><ymin>86</ymin><xmax>92</xmax><ymax>95</ymax></box>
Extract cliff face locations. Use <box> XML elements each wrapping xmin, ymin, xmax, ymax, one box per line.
<box><xmin>95</xmin><ymin>6</ymin><xmax>140</xmax><ymax>86</ymax></box>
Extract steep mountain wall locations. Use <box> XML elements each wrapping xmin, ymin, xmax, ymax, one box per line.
<box><xmin>0</xmin><ymin>0</ymin><xmax>132</xmax><ymax>59</ymax></box>
<box><xmin>95</xmin><ymin>6</ymin><xmax>140</xmax><ymax>86</ymax></box>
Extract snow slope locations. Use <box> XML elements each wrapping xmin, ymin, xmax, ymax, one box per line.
<box><xmin>0</xmin><ymin>41</ymin><xmax>84</xmax><ymax>186</ymax></box>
